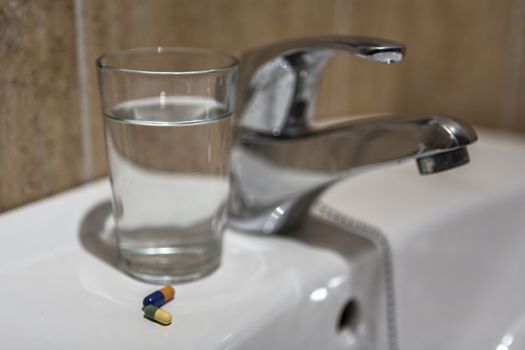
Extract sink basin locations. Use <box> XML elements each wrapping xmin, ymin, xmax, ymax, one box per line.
<box><xmin>321</xmin><ymin>129</ymin><xmax>525</xmax><ymax>349</ymax></box>
<box><xmin>0</xmin><ymin>128</ymin><xmax>523</xmax><ymax>349</ymax></box>
<box><xmin>0</xmin><ymin>183</ymin><xmax>381</xmax><ymax>349</ymax></box>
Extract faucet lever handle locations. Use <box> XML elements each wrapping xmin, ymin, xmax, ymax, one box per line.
<box><xmin>237</xmin><ymin>35</ymin><xmax>406</xmax><ymax>137</ymax></box>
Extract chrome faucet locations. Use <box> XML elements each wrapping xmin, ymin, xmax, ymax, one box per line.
<box><xmin>228</xmin><ymin>35</ymin><xmax>478</xmax><ymax>235</ymax></box>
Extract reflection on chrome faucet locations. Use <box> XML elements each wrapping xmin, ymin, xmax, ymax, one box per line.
<box><xmin>228</xmin><ymin>36</ymin><xmax>478</xmax><ymax>234</ymax></box>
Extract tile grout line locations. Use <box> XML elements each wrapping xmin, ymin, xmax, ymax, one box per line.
<box><xmin>501</xmin><ymin>0</ymin><xmax>525</xmax><ymax>130</ymax></box>
<box><xmin>74</xmin><ymin>0</ymin><xmax>93</xmax><ymax>181</ymax></box>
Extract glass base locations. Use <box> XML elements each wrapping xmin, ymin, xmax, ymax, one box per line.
<box><xmin>118</xmin><ymin>243</ymin><xmax>221</xmax><ymax>284</ymax></box>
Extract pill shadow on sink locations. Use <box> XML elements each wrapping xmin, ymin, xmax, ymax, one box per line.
<box><xmin>78</xmin><ymin>200</ymin><xmax>120</xmax><ymax>270</ymax></box>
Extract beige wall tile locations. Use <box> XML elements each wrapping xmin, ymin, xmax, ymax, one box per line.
<box><xmin>2</xmin><ymin>0</ymin><xmax>524</xmax><ymax>211</ymax></box>
<box><xmin>502</xmin><ymin>0</ymin><xmax>525</xmax><ymax>133</ymax></box>
<box><xmin>82</xmin><ymin>0</ymin><xmax>525</xmax><ymax>184</ymax></box>
<box><xmin>517</xmin><ymin>61</ymin><xmax>525</xmax><ymax>132</ymax></box>
<box><xmin>326</xmin><ymin>0</ymin><xmax>518</xmax><ymax>132</ymax></box>
<box><xmin>0</xmin><ymin>0</ymin><xmax>83</xmax><ymax>211</ymax></box>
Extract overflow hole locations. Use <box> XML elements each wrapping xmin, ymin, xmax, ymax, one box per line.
<box><xmin>337</xmin><ymin>299</ymin><xmax>360</xmax><ymax>333</ymax></box>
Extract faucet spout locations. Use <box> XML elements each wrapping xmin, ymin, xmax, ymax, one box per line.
<box><xmin>228</xmin><ymin>114</ymin><xmax>477</xmax><ymax>234</ymax></box>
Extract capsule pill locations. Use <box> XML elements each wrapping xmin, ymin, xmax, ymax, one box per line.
<box><xmin>143</xmin><ymin>285</ymin><xmax>175</xmax><ymax>307</ymax></box>
<box><xmin>143</xmin><ymin>304</ymin><xmax>172</xmax><ymax>325</ymax></box>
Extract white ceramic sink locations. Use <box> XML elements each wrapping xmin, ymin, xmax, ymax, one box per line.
<box><xmin>0</xmin><ymin>128</ymin><xmax>524</xmax><ymax>349</ymax></box>
<box><xmin>322</xmin><ymin>129</ymin><xmax>525</xmax><ymax>350</ymax></box>
<box><xmin>0</xmin><ymin>181</ymin><xmax>379</xmax><ymax>349</ymax></box>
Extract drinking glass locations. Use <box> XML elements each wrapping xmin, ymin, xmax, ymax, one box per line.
<box><xmin>96</xmin><ymin>47</ymin><xmax>238</xmax><ymax>283</ymax></box>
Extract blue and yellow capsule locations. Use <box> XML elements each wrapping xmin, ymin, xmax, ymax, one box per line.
<box><xmin>143</xmin><ymin>304</ymin><xmax>172</xmax><ymax>325</ymax></box>
<box><xmin>143</xmin><ymin>285</ymin><xmax>175</xmax><ymax>307</ymax></box>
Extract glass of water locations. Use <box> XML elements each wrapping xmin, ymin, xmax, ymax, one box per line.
<box><xmin>96</xmin><ymin>47</ymin><xmax>238</xmax><ymax>284</ymax></box>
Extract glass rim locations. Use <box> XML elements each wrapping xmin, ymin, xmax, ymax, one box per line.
<box><xmin>96</xmin><ymin>46</ymin><xmax>239</xmax><ymax>76</ymax></box>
